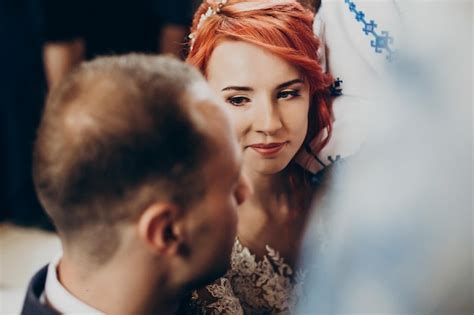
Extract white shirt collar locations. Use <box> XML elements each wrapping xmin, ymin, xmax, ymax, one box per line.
<box><xmin>42</xmin><ymin>253</ymin><xmax>103</xmax><ymax>314</ymax></box>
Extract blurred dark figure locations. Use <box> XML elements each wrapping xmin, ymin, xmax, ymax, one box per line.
<box><xmin>41</xmin><ymin>0</ymin><xmax>194</xmax><ymax>88</ymax></box>
<box><xmin>0</xmin><ymin>0</ymin><xmax>52</xmax><ymax>229</ymax></box>
<box><xmin>1</xmin><ymin>0</ymin><xmax>194</xmax><ymax>229</ymax></box>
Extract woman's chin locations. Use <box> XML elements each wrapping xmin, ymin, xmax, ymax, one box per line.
<box><xmin>250</xmin><ymin>160</ymin><xmax>292</xmax><ymax>176</ymax></box>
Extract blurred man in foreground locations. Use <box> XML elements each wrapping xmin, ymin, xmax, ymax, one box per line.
<box><xmin>21</xmin><ymin>54</ymin><xmax>249</xmax><ymax>315</ymax></box>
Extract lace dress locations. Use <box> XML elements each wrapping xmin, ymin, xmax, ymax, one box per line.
<box><xmin>191</xmin><ymin>238</ymin><xmax>307</xmax><ymax>314</ymax></box>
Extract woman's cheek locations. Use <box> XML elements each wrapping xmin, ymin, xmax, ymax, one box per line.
<box><xmin>228</xmin><ymin>111</ymin><xmax>249</xmax><ymax>145</ymax></box>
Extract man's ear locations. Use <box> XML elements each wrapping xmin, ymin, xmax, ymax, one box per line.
<box><xmin>137</xmin><ymin>202</ymin><xmax>181</xmax><ymax>255</ymax></box>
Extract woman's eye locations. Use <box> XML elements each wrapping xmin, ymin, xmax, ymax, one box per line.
<box><xmin>227</xmin><ymin>96</ymin><xmax>250</xmax><ymax>106</ymax></box>
<box><xmin>278</xmin><ymin>90</ymin><xmax>301</xmax><ymax>100</ymax></box>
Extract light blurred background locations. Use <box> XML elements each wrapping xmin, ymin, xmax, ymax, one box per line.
<box><xmin>299</xmin><ymin>0</ymin><xmax>473</xmax><ymax>314</ymax></box>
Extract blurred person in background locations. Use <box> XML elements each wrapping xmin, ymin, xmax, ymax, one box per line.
<box><xmin>41</xmin><ymin>0</ymin><xmax>195</xmax><ymax>89</ymax></box>
<box><xmin>0</xmin><ymin>0</ymin><xmax>51</xmax><ymax>229</ymax></box>
<box><xmin>22</xmin><ymin>54</ymin><xmax>249</xmax><ymax>315</ymax></box>
<box><xmin>0</xmin><ymin>0</ymin><xmax>196</xmax><ymax>229</ymax></box>
<box><xmin>298</xmin><ymin>0</ymin><xmax>472</xmax><ymax>313</ymax></box>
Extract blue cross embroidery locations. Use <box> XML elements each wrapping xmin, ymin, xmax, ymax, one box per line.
<box><xmin>363</xmin><ymin>20</ymin><xmax>377</xmax><ymax>35</ymax></box>
<box><xmin>344</xmin><ymin>0</ymin><xmax>397</xmax><ymax>61</ymax></box>
<box><xmin>372</xmin><ymin>31</ymin><xmax>393</xmax><ymax>52</ymax></box>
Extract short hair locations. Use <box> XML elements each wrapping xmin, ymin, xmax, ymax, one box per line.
<box><xmin>187</xmin><ymin>0</ymin><xmax>333</xmax><ymax>207</ymax></box>
<box><xmin>33</xmin><ymin>54</ymin><xmax>210</xmax><ymax>259</ymax></box>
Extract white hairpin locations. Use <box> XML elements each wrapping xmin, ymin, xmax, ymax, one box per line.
<box><xmin>188</xmin><ymin>0</ymin><xmax>228</xmax><ymax>47</ymax></box>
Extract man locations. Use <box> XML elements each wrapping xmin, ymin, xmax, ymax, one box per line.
<box><xmin>21</xmin><ymin>54</ymin><xmax>249</xmax><ymax>315</ymax></box>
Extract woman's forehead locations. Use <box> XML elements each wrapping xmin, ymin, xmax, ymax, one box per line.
<box><xmin>206</xmin><ymin>40</ymin><xmax>301</xmax><ymax>87</ymax></box>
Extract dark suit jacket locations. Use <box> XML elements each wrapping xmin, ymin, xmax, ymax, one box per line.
<box><xmin>21</xmin><ymin>265</ymin><xmax>59</xmax><ymax>315</ymax></box>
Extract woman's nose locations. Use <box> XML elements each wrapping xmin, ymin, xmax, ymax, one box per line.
<box><xmin>253</xmin><ymin>97</ymin><xmax>283</xmax><ymax>135</ymax></box>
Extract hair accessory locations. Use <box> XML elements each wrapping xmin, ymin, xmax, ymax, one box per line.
<box><xmin>329</xmin><ymin>77</ymin><xmax>343</xmax><ymax>96</ymax></box>
<box><xmin>344</xmin><ymin>0</ymin><xmax>397</xmax><ymax>62</ymax></box>
<box><xmin>188</xmin><ymin>0</ymin><xmax>228</xmax><ymax>47</ymax></box>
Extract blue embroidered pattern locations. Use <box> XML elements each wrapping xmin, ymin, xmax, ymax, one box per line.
<box><xmin>345</xmin><ymin>0</ymin><xmax>397</xmax><ymax>61</ymax></box>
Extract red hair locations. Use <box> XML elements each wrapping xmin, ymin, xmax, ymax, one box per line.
<box><xmin>187</xmin><ymin>0</ymin><xmax>333</xmax><ymax>207</ymax></box>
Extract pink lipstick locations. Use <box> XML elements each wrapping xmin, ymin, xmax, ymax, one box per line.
<box><xmin>249</xmin><ymin>142</ymin><xmax>286</xmax><ymax>157</ymax></box>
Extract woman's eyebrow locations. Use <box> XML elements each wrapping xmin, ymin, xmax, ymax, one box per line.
<box><xmin>221</xmin><ymin>78</ymin><xmax>303</xmax><ymax>92</ymax></box>
<box><xmin>221</xmin><ymin>86</ymin><xmax>253</xmax><ymax>92</ymax></box>
<box><xmin>275</xmin><ymin>78</ymin><xmax>304</xmax><ymax>90</ymax></box>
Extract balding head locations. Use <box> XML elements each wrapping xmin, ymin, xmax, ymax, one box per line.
<box><xmin>33</xmin><ymin>54</ymin><xmax>215</xmax><ymax>261</ymax></box>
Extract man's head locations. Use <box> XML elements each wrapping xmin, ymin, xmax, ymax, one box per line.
<box><xmin>33</xmin><ymin>54</ymin><xmax>248</xmax><ymax>292</ymax></box>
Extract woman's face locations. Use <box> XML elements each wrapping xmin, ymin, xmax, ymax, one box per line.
<box><xmin>206</xmin><ymin>40</ymin><xmax>310</xmax><ymax>175</ymax></box>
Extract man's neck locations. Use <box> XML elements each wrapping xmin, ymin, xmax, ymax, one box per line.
<box><xmin>58</xmin><ymin>255</ymin><xmax>179</xmax><ymax>315</ymax></box>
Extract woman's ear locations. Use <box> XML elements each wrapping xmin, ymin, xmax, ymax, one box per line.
<box><xmin>137</xmin><ymin>202</ymin><xmax>181</xmax><ymax>255</ymax></box>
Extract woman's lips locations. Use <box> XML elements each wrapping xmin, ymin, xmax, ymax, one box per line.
<box><xmin>249</xmin><ymin>142</ymin><xmax>286</xmax><ymax>157</ymax></box>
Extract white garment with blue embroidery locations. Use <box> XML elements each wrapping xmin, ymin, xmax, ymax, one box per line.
<box><xmin>313</xmin><ymin>0</ymin><xmax>402</xmax><ymax>168</ymax></box>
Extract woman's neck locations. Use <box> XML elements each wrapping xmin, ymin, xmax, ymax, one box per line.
<box><xmin>243</xmin><ymin>167</ymin><xmax>290</xmax><ymax>216</ymax></box>
<box><xmin>238</xmin><ymin>166</ymin><xmax>309</xmax><ymax>264</ymax></box>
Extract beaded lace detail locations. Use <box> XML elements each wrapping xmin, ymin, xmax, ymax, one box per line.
<box><xmin>192</xmin><ymin>238</ymin><xmax>307</xmax><ymax>314</ymax></box>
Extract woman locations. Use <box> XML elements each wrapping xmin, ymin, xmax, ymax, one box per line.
<box><xmin>186</xmin><ymin>0</ymin><xmax>334</xmax><ymax>313</ymax></box>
